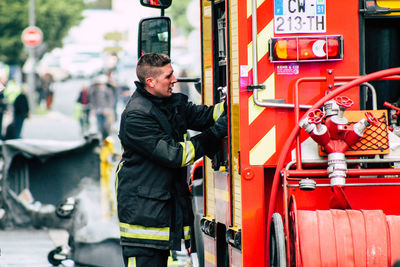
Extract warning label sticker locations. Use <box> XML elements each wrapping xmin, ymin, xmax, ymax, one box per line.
<box><xmin>276</xmin><ymin>64</ymin><xmax>300</xmax><ymax>75</ymax></box>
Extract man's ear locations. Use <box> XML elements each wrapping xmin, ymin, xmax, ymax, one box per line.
<box><xmin>145</xmin><ymin>77</ymin><xmax>155</xmax><ymax>88</ymax></box>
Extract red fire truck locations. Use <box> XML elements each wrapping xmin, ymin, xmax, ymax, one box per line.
<box><xmin>138</xmin><ymin>0</ymin><xmax>400</xmax><ymax>266</ymax></box>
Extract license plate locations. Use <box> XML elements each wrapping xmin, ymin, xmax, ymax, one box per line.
<box><xmin>274</xmin><ymin>0</ymin><xmax>326</xmax><ymax>34</ymax></box>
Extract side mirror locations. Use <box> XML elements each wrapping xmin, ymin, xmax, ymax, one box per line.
<box><xmin>140</xmin><ymin>0</ymin><xmax>172</xmax><ymax>9</ymax></box>
<box><xmin>138</xmin><ymin>17</ymin><xmax>171</xmax><ymax>58</ymax></box>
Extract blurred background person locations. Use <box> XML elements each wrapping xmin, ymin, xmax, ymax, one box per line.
<box><xmin>3</xmin><ymin>66</ymin><xmax>24</xmax><ymax>140</ymax></box>
<box><xmin>76</xmin><ymin>84</ymin><xmax>91</xmax><ymax>134</ymax></box>
<box><xmin>12</xmin><ymin>89</ymin><xmax>30</xmax><ymax>139</ymax></box>
<box><xmin>88</xmin><ymin>74</ymin><xmax>115</xmax><ymax>140</ymax></box>
<box><xmin>39</xmin><ymin>72</ymin><xmax>54</xmax><ymax>110</ymax></box>
<box><xmin>35</xmin><ymin>72</ymin><xmax>43</xmax><ymax>108</ymax></box>
<box><xmin>120</xmin><ymin>84</ymin><xmax>132</xmax><ymax>106</ymax></box>
<box><xmin>105</xmin><ymin>70</ymin><xmax>119</xmax><ymax>120</ymax></box>
<box><xmin>0</xmin><ymin>86</ymin><xmax>6</xmax><ymax>139</ymax></box>
<box><xmin>0</xmin><ymin>64</ymin><xmax>10</xmax><ymax>139</ymax></box>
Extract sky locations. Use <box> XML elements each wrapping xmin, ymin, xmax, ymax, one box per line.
<box><xmin>65</xmin><ymin>1</ymin><xmax>159</xmax><ymax>56</ymax></box>
<box><xmin>56</xmin><ymin>0</ymin><xmax>201</xmax><ymax>75</ymax></box>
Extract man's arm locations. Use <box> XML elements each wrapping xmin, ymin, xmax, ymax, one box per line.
<box><xmin>122</xmin><ymin>110</ymin><xmax>225</xmax><ymax>168</ymax></box>
<box><xmin>184</xmin><ymin>101</ymin><xmax>225</xmax><ymax>131</ymax></box>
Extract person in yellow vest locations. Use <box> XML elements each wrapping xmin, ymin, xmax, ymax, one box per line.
<box><xmin>2</xmin><ymin>66</ymin><xmax>29</xmax><ymax>140</ymax></box>
<box><xmin>4</xmin><ymin>79</ymin><xmax>21</xmax><ymax>102</ymax></box>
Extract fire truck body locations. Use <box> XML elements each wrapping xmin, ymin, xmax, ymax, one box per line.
<box><xmin>198</xmin><ymin>0</ymin><xmax>400</xmax><ymax>266</ymax></box>
<box><xmin>138</xmin><ymin>0</ymin><xmax>400</xmax><ymax>266</ymax></box>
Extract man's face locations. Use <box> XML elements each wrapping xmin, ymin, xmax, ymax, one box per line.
<box><xmin>145</xmin><ymin>63</ymin><xmax>177</xmax><ymax>98</ymax></box>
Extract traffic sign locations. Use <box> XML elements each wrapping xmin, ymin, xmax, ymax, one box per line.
<box><xmin>21</xmin><ymin>26</ymin><xmax>43</xmax><ymax>47</ymax></box>
<box><xmin>104</xmin><ymin>31</ymin><xmax>124</xmax><ymax>41</ymax></box>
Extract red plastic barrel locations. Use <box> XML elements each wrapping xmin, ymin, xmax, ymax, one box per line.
<box><xmin>294</xmin><ymin>209</ymin><xmax>400</xmax><ymax>267</ymax></box>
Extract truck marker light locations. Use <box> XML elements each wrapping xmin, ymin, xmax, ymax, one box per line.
<box><xmin>269</xmin><ymin>35</ymin><xmax>343</xmax><ymax>62</ymax></box>
<box><xmin>312</xmin><ymin>40</ymin><xmax>326</xmax><ymax>57</ymax></box>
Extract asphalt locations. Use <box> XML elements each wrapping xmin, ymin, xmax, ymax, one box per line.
<box><xmin>0</xmin><ymin>229</ymin><xmax>70</xmax><ymax>267</ymax></box>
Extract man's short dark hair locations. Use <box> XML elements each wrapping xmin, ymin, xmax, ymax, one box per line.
<box><xmin>136</xmin><ymin>53</ymin><xmax>171</xmax><ymax>84</ymax></box>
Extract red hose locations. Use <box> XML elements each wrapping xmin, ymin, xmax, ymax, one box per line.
<box><xmin>266</xmin><ymin>67</ymin><xmax>400</xmax><ymax>265</ymax></box>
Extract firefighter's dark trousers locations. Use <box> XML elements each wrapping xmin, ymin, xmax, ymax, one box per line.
<box><xmin>123</xmin><ymin>247</ymin><xmax>170</xmax><ymax>267</ymax></box>
<box><xmin>124</xmin><ymin>254</ymin><xmax>168</xmax><ymax>267</ymax></box>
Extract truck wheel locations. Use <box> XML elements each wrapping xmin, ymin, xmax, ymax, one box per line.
<box><xmin>269</xmin><ymin>213</ymin><xmax>287</xmax><ymax>267</ymax></box>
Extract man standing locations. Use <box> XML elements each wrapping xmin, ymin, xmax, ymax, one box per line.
<box><xmin>76</xmin><ymin>84</ymin><xmax>91</xmax><ymax>134</ymax></box>
<box><xmin>12</xmin><ymin>89</ymin><xmax>30</xmax><ymax>139</ymax></box>
<box><xmin>88</xmin><ymin>75</ymin><xmax>115</xmax><ymax>140</ymax></box>
<box><xmin>116</xmin><ymin>53</ymin><xmax>227</xmax><ymax>267</ymax></box>
<box><xmin>40</xmin><ymin>72</ymin><xmax>54</xmax><ymax>109</ymax></box>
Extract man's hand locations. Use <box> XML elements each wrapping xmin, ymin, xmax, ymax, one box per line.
<box><xmin>210</xmin><ymin>114</ymin><xmax>227</xmax><ymax>138</ymax></box>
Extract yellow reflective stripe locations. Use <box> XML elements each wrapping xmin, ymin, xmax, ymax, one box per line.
<box><xmin>250</xmin><ymin>126</ymin><xmax>276</xmax><ymax>165</ymax></box>
<box><xmin>205</xmin><ymin>251</ymin><xmax>217</xmax><ymax>265</ymax></box>
<box><xmin>184</xmin><ymin>226</ymin><xmax>190</xmax><ymax>240</ymax></box>
<box><xmin>248</xmin><ymin>73</ymin><xmax>275</xmax><ymax>124</ymax></box>
<box><xmin>114</xmin><ymin>161</ymin><xmax>124</xmax><ymax>196</ymax></box>
<box><xmin>247</xmin><ymin>0</ymin><xmax>264</xmax><ymax>18</ymax></box>
<box><xmin>179</xmin><ymin>141</ymin><xmax>195</xmax><ymax>167</ymax></box>
<box><xmin>213</xmin><ymin>101</ymin><xmax>225</xmax><ymax>121</ymax></box>
<box><xmin>120</xmin><ymin>222</ymin><xmax>170</xmax><ymax>241</ymax></box>
<box><xmin>128</xmin><ymin>257</ymin><xmax>136</xmax><ymax>267</ymax></box>
<box><xmin>247</xmin><ymin>20</ymin><xmax>274</xmax><ymax>71</ymax></box>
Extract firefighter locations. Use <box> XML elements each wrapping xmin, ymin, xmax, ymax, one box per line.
<box><xmin>116</xmin><ymin>53</ymin><xmax>227</xmax><ymax>267</ymax></box>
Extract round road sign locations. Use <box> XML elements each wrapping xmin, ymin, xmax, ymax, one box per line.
<box><xmin>21</xmin><ymin>26</ymin><xmax>43</xmax><ymax>47</ymax></box>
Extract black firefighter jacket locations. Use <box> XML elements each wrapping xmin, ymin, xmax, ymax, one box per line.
<box><xmin>116</xmin><ymin>82</ymin><xmax>224</xmax><ymax>251</ymax></box>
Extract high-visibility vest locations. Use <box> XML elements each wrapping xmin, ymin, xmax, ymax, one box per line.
<box><xmin>4</xmin><ymin>80</ymin><xmax>22</xmax><ymax>104</ymax></box>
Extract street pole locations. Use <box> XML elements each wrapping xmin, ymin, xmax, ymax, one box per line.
<box><xmin>27</xmin><ymin>0</ymin><xmax>36</xmax><ymax>111</ymax></box>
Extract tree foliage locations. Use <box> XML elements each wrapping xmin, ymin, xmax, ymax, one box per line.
<box><xmin>0</xmin><ymin>0</ymin><xmax>85</xmax><ymax>65</ymax></box>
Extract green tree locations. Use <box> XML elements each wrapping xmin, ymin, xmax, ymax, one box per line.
<box><xmin>0</xmin><ymin>0</ymin><xmax>85</xmax><ymax>65</ymax></box>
